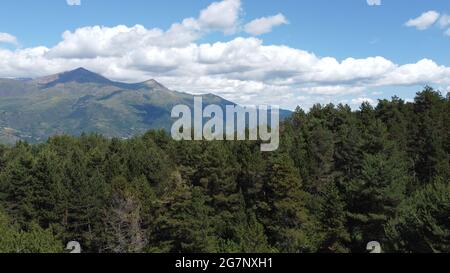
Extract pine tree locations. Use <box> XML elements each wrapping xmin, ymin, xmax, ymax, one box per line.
<box><xmin>234</xmin><ymin>141</ymin><xmax>266</xmax><ymax>210</ymax></box>
<box><xmin>258</xmin><ymin>153</ymin><xmax>317</xmax><ymax>252</ymax></box>
<box><xmin>151</xmin><ymin>184</ymin><xmax>218</xmax><ymax>253</ymax></box>
<box><xmin>0</xmin><ymin>209</ymin><xmax>63</xmax><ymax>253</ymax></box>
<box><xmin>194</xmin><ymin>142</ymin><xmax>245</xmax><ymax>243</ymax></box>
<box><xmin>376</xmin><ymin>97</ymin><xmax>409</xmax><ymax>147</ymax></box>
<box><xmin>412</xmin><ymin>87</ymin><xmax>449</xmax><ymax>184</ymax></box>
<box><xmin>30</xmin><ymin>146</ymin><xmax>65</xmax><ymax>229</ymax></box>
<box><xmin>318</xmin><ymin>182</ymin><xmax>350</xmax><ymax>253</ymax></box>
<box><xmin>0</xmin><ymin>144</ymin><xmax>6</xmax><ymax>171</ymax></box>
<box><xmin>61</xmin><ymin>146</ymin><xmax>108</xmax><ymax>251</ymax></box>
<box><xmin>103</xmin><ymin>176</ymin><xmax>150</xmax><ymax>253</ymax></box>
<box><xmin>334</xmin><ymin>122</ymin><xmax>363</xmax><ymax>183</ymax></box>
<box><xmin>346</xmin><ymin>151</ymin><xmax>408</xmax><ymax>251</ymax></box>
<box><xmin>386</xmin><ymin>177</ymin><xmax>450</xmax><ymax>253</ymax></box>
<box><xmin>305</xmin><ymin>122</ymin><xmax>335</xmax><ymax>193</ymax></box>
<box><xmin>0</xmin><ymin>142</ymin><xmax>36</xmax><ymax>227</ymax></box>
<box><xmin>219</xmin><ymin>212</ymin><xmax>275</xmax><ymax>253</ymax></box>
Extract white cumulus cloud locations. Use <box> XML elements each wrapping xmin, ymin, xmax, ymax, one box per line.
<box><xmin>351</xmin><ymin>97</ymin><xmax>376</xmax><ymax>105</ymax></box>
<box><xmin>439</xmin><ymin>14</ymin><xmax>450</xmax><ymax>28</ymax></box>
<box><xmin>405</xmin><ymin>10</ymin><xmax>440</xmax><ymax>30</ymax></box>
<box><xmin>0</xmin><ymin>32</ymin><xmax>18</xmax><ymax>45</ymax></box>
<box><xmin>367</xmin><ymin>0</ymin><xmax>381</xmax><ymax>6</ymax></box>
<box><xmin>67</xmin><ymin>0</ymin><xmax>81</xmax><ymax>6</ymax></box>
<box><xmin>1</xmin><ymin>0</ymin><xmax>450</xmax><ymax>109</ymax></box>
<box><xmin>244</xmin><ymin>13</ymin><xmax>288</xmax><ymax>36</ymax></box>
<box><xmin>198</xmin><ymin>0</ymin><xmax>241</xmax><ymax>34</ymax></box>
<box><xmin>3</xmin><ymin>29</ymin><xmax>450</xmax><ymax>109</ymax></box>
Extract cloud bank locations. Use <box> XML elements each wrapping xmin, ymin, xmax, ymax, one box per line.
<box><xmin>1</xmin><ymin>0</ymin><xmax>449</xmax><ymax>109</ymax></box>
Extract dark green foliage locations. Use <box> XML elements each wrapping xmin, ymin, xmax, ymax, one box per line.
<box><xmin>318</xmin><ymin>182</ymin><xmax>350</xmax><ymax>253</ymax></box>
<box><xmin>412</xmin><ymin>88</ymin><xmax>449</xmax><ymax>185</ymax></box>
<box><xmin>386</xmin><ymin>177</ymin><xmax>450</xmax><ymax>253</ymax></box>
<box><xmin>0</xmin><ymin>86</ymin><xmax>448</xmax><ymax>253</ymax></box>
<box><xmin>344</xmin><ymin>118</ymin><xmax>409</xmax><ymax>251</ymax></box>
<box><xmin>258</xmin><ymin>153</ymin><xmax>316</xmax><ymax>252</ymax></box>
<box><xmin>0</xmin><ymin>209</ymin><xmax>63</xmax><ymax>253</ymax></box>
<box><xmin>151</xmin><ymin>184</ymin><xmax>218</xmax><ymax>253</ymax></box>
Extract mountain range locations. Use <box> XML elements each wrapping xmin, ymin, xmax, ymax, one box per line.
<box><xmin>0</xmin><ymin>68</ymin><xmax>290</xmax><ymax>144</ymax></box>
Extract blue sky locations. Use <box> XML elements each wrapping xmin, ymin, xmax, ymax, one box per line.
<box><xmin>0</xmin><ymin>0</ymin><xmax>449</xmax><ymax>109</ymax></box>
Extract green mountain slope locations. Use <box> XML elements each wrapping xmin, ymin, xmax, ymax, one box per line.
<box><xmin>0</xmin><ymin>68</ymin><xmax>291</xmax><ymax>143</ymax></box>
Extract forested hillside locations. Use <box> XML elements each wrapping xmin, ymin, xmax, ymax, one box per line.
<box><xmin>0</xmin><ymin>68</ymin><xmax>291</xmax><ymax>144</ymax></box>
<box><xmin>0</xmin><ymin>87</ymin><xmax>449</xmax><ymax>253</ymax></box>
